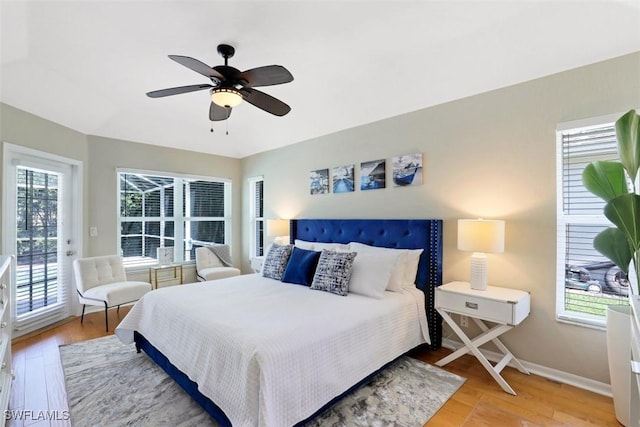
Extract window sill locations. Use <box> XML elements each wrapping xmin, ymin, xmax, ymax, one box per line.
<box><xmin>557</xmin><ymin>311</ymin><xmax>606</xmax><ymax>331</ymax></box>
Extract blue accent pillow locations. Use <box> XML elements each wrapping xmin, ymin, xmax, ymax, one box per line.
<box><xmin>281</xmin><ymin>247</ymin><xmax>321</xmax><ymax>286</ymax></box>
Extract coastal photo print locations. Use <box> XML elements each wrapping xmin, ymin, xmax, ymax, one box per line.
<box><xmin>392</xmin><ymin>153</ymin><xmax>423</xmax><ymax>187</ymax></box>
<box><xmin>310</xmin><ymin>169</ymin><xmax>330</xmax><ymax>195</ymax></box>
<box><xmin>360</xmin><ymin>159</ymin><xmax>386</xmax><ymax>190</ymax></box>
<box><xmin>332</xmin><ymin>164</ymin><xmax>355</xmax><ymax>193</ymax></box>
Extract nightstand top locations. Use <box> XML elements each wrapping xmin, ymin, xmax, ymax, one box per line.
<box><xmin>438</xmin><ymin>281</ymin><xmax>529</xmax><ymax>303</ymax></box>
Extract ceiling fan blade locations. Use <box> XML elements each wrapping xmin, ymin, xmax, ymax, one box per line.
<box><xmin>169</xmin><ymin>55</ymin><xmax>225</xmax><ymax>81</ymax></box>
<box><xmin>239</xmin><ymin>88</ymin><xmax>291</xmax><ymax>116</ymax></box>
<box><xmin>239</xmin><ymin>65</ymin><xmax>294</xmax><ymax>87</ymax></box>
<box><xmin>209</xmin><ymin>102</ymin><xmax>232</xmax><ymax>121</ymax></box>
<box><xmin>146</xmin><ymin>84</ymin><xmax>213</xmax><ymax>98</ymax></box>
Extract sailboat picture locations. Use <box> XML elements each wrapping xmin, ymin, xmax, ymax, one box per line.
<box><xmin>392</xmin><ymin>153</ymin><xmax>423</xmax><ymax>187</ymax></box>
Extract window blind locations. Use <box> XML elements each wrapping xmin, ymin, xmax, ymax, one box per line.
<box><xmin>249</xmin><ymin>177</ymin><xmax>264</xmax><ymax>258</ymax></box>
<box><xmin>561</xmin><ymin>125</ymin><xmax>618</xmax><ymax>215</ymax></box>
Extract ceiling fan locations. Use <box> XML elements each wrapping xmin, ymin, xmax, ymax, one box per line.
<box><xmin>147</xmin><ymin>44</ymin><xmax>293</xmax><ymax>121</ymax></box>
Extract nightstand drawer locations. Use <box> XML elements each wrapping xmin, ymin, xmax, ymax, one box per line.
<box><xmin>436</xmin><ymin>281</ymin><xmax>530</xmax><ymax>325</ymax></box>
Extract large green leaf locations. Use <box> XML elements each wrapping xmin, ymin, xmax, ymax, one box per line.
<box><xmin>615</xmin><ymin>109</ymin><xmax>640</xmax><ymax>183</ymax></box>
<box><xmin>593</xmin><ymin>227</ymin><xmax>633</xmax><ymax>273</ymax></box>
<box><xmin>582</xmin><ymin>161</ymin><xmax>628</xmax><ymax>202</ymax></box>
<box><xmin>604</xmin><ymin>193</ymin><xmax>640</xmax><ymax>253</ymax></box>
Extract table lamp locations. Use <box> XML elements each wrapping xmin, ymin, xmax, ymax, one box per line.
<box><xmin>457</xmin><ymin>219</ymin><xmax>505</xmax><ymax>291</ymax></box>
<box><xmin>267</xmin><ymin>219</ymin><xmax>290</xmax><ymax>245</ymax></box>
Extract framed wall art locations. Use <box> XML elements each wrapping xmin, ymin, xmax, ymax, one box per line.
<box><xmin>392</xmin><ymin>153</ymin><xmax>422</xmax><ymax>187</ymax></box>
<box><xmin>310</xmin><ymin>169</ymin><xmax>330</xmax><ymax>195</ymax></box>
<box><xmin>332</xmin><ymin>164</ymin><xmax>355</xmax><ymax>193</ymax></box>
<box><xmin>360</xmin><ymin>159</ymin><xmax>386</xmax><ymax>190</ymax></box>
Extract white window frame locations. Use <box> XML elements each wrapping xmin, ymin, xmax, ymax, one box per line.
<box><xmin>116</xmin><ymin>168</ymin><xmax>231</xmax><ymax>268</ymax></box>
<box><xmin>555</xmin><ymin>113</ymin><xmax>627</xmax><ymax>329</ymax></box>
<box><xmin>249</xmin><ymin>176</ymin><xmax>264</xmax><ymax>258</ymax></box>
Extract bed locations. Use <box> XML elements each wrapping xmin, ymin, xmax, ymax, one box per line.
<box><xmin>115</xmin><ymin>218</ymin><xmax>443</xmax><ymax>427</ymax></box>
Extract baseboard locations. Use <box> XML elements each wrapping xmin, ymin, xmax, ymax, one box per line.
<box><xmin>441</xmin><ymin>338</ymin><xmax>612</xmax><ymax>397</ymax></box>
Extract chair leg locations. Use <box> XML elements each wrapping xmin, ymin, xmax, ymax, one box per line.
<box><xmin>104</xmin><ymin>303</ymin><xmax>109</xmax><ymax>332</ymax></box>
<box><xmin>80</xmin><ymin>305</ymin><xmax>86</xmax><ymax>324</ymax></box>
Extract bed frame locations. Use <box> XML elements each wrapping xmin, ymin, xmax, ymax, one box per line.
<box><xmin>135</xmin><ymin>218</ymin><xmax>443</xmax><ymax>426</ymax></box>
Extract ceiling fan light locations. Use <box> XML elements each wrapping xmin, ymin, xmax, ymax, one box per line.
<box><xmin>211</xmin><ymin>88</ymin><xmax>242</xmax><ymax>108</ymax></box>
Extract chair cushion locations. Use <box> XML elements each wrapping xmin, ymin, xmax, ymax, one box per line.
<box><xmin>80</xmin><ymin>281</ymin><xmax>151</xmax><ymax>307</ymax></box>
<box><xmin>195</xmin><ymin>247</ymin><xmax>224</xmax><ymax>270</ymax></box>
<box><xmin>198</xmin><ymin>267</ymin><xmax>241</xmax><ymax>281</ymax></box>
<box><xmin>73</xmin><ymin>255</ymin><xmax>128</xmax><ymax>293</ymax></box>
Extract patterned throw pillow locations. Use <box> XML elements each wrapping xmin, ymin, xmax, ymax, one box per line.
<box><xmin>310</xmin><ymin>250</ymin><xmax>357</xmax><ymax>296</ymax></box>
<box><xmin>262</xmin><ymin>244</ymin><xmax>293</xmax><ymax>280</ymax></box>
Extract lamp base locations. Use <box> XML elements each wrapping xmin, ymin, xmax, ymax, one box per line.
<box><xmin>469</xmin><ymin>252</ymin><xmax>488</xmax><ymax>291</ymax></box>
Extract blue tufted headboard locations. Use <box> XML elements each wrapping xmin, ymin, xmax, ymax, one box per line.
<box><xmin>290</xmin><ymin>218</ymin><xmax>443</xmax><ymax>349</ymax></box>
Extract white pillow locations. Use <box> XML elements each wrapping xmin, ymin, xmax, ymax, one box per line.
<box><xmin>349</xmin><ymin>242</ymin><xmax>406</xmax><ymax>292</ymax></box>
<box><xmin>294</xmin><ymin>240</ymin><xmax>349</xmax><ymax>252</ymax></box>
<box><xmin>347</xmin><ymin>250</ymin><xmax>401</xmax><ymax>299</ymax></box>
<box><xmin>314</xmin><ymin>242</ymin><xmax>350</xmax><ymax>251</ymax></box>
<box><xmin>294</xmin><ymin>239</ymin><xmax>316</xmax><ymax>250</ymax></box>
<box><xmin>403</xmin><ymin>248</ymin><xmax>424</xmax><ymax>286</ymax></box>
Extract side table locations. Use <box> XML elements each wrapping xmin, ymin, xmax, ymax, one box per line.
<box><xmin>435</xmin><ymin>281</ymin><xmax>530</xmax><ymax>395</ymax></box>
<box><xmin>149</xmin><ymin>263</ymin><xmax>184</xmax><ymax>289</ymax></box>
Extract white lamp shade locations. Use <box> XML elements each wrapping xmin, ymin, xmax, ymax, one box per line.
<box><xmin>267</xmin><ymin>219</ymin><xmax>289</xmax><ymax>238</ymax></box>
<box><xmin>457</xmin><ymin>219</ymin><xmax>505</xmax><ymax>253</ymax></box>
<box><xmin>211</xmin><ymin>88</ymin><xmax>242</xmax><ymax>108</ymax></box>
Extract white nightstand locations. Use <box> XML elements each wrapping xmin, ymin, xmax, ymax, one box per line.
<box><xmin>250</xmin><ymin>256</ymin><xmax>264</xmax><ymax>273</ymax></box>
<box><xmin>435</xmin><ymin>281</ymin><xmax>531</xmax><ymax>395</ymax></box>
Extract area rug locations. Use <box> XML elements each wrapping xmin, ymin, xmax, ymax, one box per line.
<box><xmin>60</xmin><ymin>335</ymin><xmax>465</xmax><ymax>427</ymax></box>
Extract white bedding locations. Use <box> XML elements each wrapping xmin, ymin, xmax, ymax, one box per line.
<box><xmin>115</xmin><ymin>273</ymin><xmax>430</xmax><ymax>427</ymax></box>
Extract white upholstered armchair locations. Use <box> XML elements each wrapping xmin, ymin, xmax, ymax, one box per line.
<box><xmin>195</xmin><ymin>246</ymin><xmax>240</xmax><ymax>281</ymax></box>
<box><xmin>73</xmin><ymin>255</ymin><xmax>152</xmax><ymax>331</ymax></box>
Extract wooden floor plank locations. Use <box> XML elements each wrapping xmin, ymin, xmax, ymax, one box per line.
<box><xmin>9</xmin><ymin>308</ymin><xmax>618</xmax><ymax>426</ymax></box>
<box><xmin>44</xmin><ymin>360</ymin><xmax>69</xmax><ymax>425</ymax></box>
<box><xmin>22</xmin><ymin>355</ymin><xmax>49</xmax><ymax>427</ymax></box>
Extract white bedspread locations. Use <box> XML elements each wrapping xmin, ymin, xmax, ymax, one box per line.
<box><xmin>115</xmin><ymin>274</ymin><xmax>430</xmax><ymax>427</ymax></box>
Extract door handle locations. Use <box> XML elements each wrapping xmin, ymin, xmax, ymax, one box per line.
<box><xmin>66</xmin><ymin>250</ymin><xmax>75</xmax><ymax>256</ymax></box>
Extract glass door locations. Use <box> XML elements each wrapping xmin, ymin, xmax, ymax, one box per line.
<box><xmin>3</xmin><ymin>144</ymin><xmax>80</xmax><ymax>334</ymax></box>
<box><xmin>15</xmin><ymin>166</ymin><xmax>66</xmax><ymax>319</ymax></box>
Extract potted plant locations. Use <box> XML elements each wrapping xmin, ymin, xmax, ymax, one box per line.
<box><xmin>582</xmin><ymin>109</ymin><xmax>639</xmax><ymax>426</ymax></box>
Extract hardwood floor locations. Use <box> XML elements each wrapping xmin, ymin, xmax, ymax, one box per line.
<box><xmin>9</xmin><ymin>309</ymin><xmax>619</xmax><ymax>427</ymax></box>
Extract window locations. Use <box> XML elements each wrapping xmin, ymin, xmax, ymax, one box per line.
<box><xmin>118</xmin><ymin>170</ymin><xmax>231</xmax><ymax>267</ymax></box>
<box><xmin>557</xmin><ymin>116</ymin><xmax>629</xmax><ymax>328</ymax></box>
<box><xmin>249</xmin><ymin>176</ymin><xmax>264</xmax><ymax>258</ymax></box>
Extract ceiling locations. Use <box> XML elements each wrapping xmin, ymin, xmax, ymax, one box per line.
<box><xmin>1</xmin><ymin>1</ymin><xmax>639</xmax><ymax>159</ymax></box>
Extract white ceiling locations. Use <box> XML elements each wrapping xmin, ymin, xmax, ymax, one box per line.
<box><xmin>1</xmin><ymin>1</ymin><xmax>639</xmax><ymax>159</ymax></box>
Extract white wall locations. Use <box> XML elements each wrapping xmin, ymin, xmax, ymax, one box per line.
<box><xmin>241</xmin><ymin>52</ymin><xmax>640</xmax><ymax>384</ymax></box>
